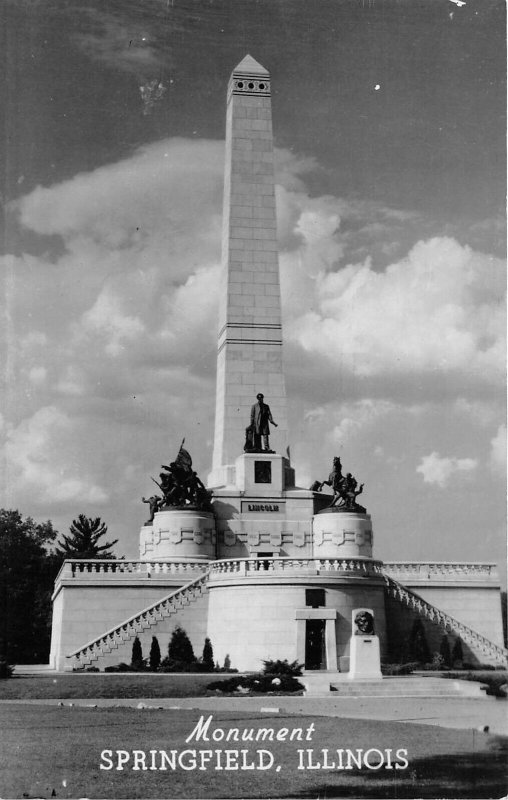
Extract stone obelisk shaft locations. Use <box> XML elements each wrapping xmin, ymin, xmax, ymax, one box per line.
<box><xmin>210</xmin><ymin>56</ymin><xmax>288</xmax><ymax>486</ymax></box>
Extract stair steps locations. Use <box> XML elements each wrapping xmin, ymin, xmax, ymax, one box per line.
<box><xmin>67</xmin><ymin>571</ymin><xmax>210</xmax><ymax>669</ymax></box>
<box><xmin>303</xmin><ymin>675</ymin><xmax>487</xmax><ymax>697</ymax></box>
<box><xmin>384</xmin><ymin>574</ymin><xmax>507</xmax><ymax>668</ymax></box>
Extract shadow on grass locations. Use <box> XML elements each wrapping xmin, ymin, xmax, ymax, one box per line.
<box><xmin>289</xmin><ymin>737</ymin><xmax>508</xmax><ymax>799</ymax></box>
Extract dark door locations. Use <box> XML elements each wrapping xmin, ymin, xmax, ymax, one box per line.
<box><xmin>305</xmin><ymin>619</ymin><xmax>326</xmax><ymax>670</ymax></box>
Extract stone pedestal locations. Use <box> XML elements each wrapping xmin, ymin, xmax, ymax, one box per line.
<box><xmin>349</xmin><ymin>607</ymin><xmax>382</xmax><ymax>679</ymax></box>
<box><xmin>139</xmin><ymin>508</ymin><xmax>216</xmax><ymax>561</ymax></box>
<box><xmin>312</xmin><ymin>510</ymin><xmax>373</xmax><ymax>558</ymax></box>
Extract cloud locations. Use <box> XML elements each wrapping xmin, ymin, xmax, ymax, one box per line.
<box><xmin>416</xmin><ymin>451</ymin><xmax>478</xmax><ymax>488</ymax></box>
<box><xmin>72</xmin><ymin>8</ymin><xmax>167</xmax><ymax>78</ymax></box>
<box><xmin>318</xmin><ymin>399</ymin><xmax>399</xmax><ymax>444</ymax></box>
<box><xmin>282</xmin><ymin>235</ymin><xmax>505</xmax><ymax>384</ymax></box>
<box><xmin>82</xmin><ymin>289</ymin><xmax>145</xmax><ymax>357</ymax></box>
<box><xmin>28</xmin><ymin>367</ymin><xmax>47</xmax><ymax>386</ymax></box>
<box><xmin>2</xmin><ymin>407</ymin><xmax>109</xmax><ymax>506</ymax></box>
<box><xmin>489</xmin><ymin>425</ymin><xmax>506</xmax><ymax>476</ymax></box>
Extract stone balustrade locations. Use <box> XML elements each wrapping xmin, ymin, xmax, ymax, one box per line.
<box><xmin>55</xmin><ymin>558</ymin><xmax>500</xmax><ymax>586</ymax></box>
<box><xmin>56</xmin><ymin>559</ymin><xmax>209</xmax><ymax>582</ymax></box>
<box><xmin>383</xmin><ymin>561</ymin><xmax>499</xmax><ymax>583</ymax></box>
<box><xmin>209</xmin><ymin>556</ymin><xmax>384</xmax><ymax>579</ymax></box>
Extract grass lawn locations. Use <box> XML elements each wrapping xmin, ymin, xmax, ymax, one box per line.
<box><xmin>0</xmin><ymin>673</ymin><xmax>218</xmax><ymax>699</ymax></box>
<box><xmin>0</xmin><ymin>704</ymin><xmax>506</xmax><ymax>799</ymax></box>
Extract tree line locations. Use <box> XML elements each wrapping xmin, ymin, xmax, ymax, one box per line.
<box><xmin>0</xmin><ymin>509</ymin><xmax>117</xmax><ymax>665</ymax></box>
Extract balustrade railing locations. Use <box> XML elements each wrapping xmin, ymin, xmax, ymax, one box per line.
<box><xmin>56</xmin><ymin>559</ymin><xmax>209</xmax><ymax>581</ymax></box>
<box><xmin>209</xmin><ymin>556</ymin><xmax>384</xmax><ymax>577</ymax></box>
<box><xmin>383</xmin><ymin>561</ymin><xmax>499</xmax><ymax>582</ymax></box>
<box><xmin>57</xmin><ymin>558</ymin><xmax>500</xmax><ymax>585</ymax></box>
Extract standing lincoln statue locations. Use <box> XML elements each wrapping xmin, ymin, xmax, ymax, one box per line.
<box><xmin>249</xmin><ymin>393</ymin><xmax>278</xmax><ymax>452</ymax></box>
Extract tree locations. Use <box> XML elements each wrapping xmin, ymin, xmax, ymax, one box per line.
<box><xmin>167</xmin><ymin>626</ymin><xmax>195</xmax><ymax>665</ymax></box>
<box><xmin>409</xmin><ymin>618</ymin><xmax>431</xmax><ymax>664</ymax></box>
<box><xmin>149</xmin><ymin>636</ymin><xmax>161</xmax><ymax>671</ymax></box>
<box><xmin>0</xmin><ymin>509</ymin><xmax>61</xmax><ymax>663</ymax></box>
<box><xmin>439</xmin><ymin>634</ymin><xmax>451</xmax><ymax>667</ymax></box>
<box><xmin>56</xmin><ymin>515</ymin><xmax>118</xmax><ymax>559</ymax></box>
<box><xmin>131</xmin><ymin>636</ymin><xmax>143</xmax><ymax>669</ymax></box>
<box><xmin>202</xmin><ymin>637</ymin><xmax>214</xmax><ymax>671</ymax></box>
<box><xmin>451</xmin><ymin>637</ymin><xmax>464</xmax><ymax>666</ymax></box>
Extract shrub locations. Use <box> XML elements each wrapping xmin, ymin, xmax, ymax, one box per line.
<box><xmin>85</xmin><ymin>666</ymin><xmax>100</xmax><ymax>672</ymax></box>
<box><xmin>168</xmin><ymin>627</ymin><xmax>195</xmax><ymax>665</ymax></box>
<box><xmin>409</xmin><ymin>619</ymin><xmax>431</xmax><ymax>664</ymax></box>
<box><xmin>443</xmin><ymin>671</ymin><xmax>507</xmax><ymax>697</ymax></box>
<box><xmin>439</xmin><ymin>635</ymin><xmax>452</xmax><ymax>667</ymax></box>
<box><xmin>381</xmin><ymin>662</ymin><xmax>419</xmax><ymax>676</ymax></box>
<box><xmin>202</xmin><ymin>638</ymin><xmax>215</xmax><ymax>671</ymax></box>
<box><xmin>451</xmin><ymin>637</ymin><xmax>463</xmax><ymax>667</ymax></box>
<box><xmin>262</xmin><ymin>659</ymin><xmax>303</xmax><ymax>676</ymax></box>
<box><xmin>149</xmin><ymin>636</ymin><xmax>161</xmax><ymax>672</ymax></box>
<box><xmin>159</xmin><ymin>657</ymin><xmax>203</xmax><ymax>673</ymax></box>
<box><xmin>0</xmin><ymin>658</ymin><xmax>14</xmax><ymax>679</ymax></box>
<box><xmin>104</xmin><ymin>662</ymin><xmax>136</xmax><ymax>673</ymax></box>
<box><xmin>207</xmin><ymin>673</ymin><xmax>304</xmax><ymax>694</ymax></box>
<box><xmin>431</xmin><ymin>652</ymin><xmax>446</xmax><ymax>670</ymax></box>
<box><xmin>131</xmin><ymin>636</ymin><xmax>144</xmax><ymax>669</ymax></box>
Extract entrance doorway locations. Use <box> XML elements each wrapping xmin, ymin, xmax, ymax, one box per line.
<box><xmin>305</xmin><ymin>619</ymin><xmax>326</xmax><ymax>670</ymax></box>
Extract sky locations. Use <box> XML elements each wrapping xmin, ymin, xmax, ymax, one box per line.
<box><xmin>1</xmin><ymin>0</ymin><xmax>506</xmax><ymax>570</ymax></box>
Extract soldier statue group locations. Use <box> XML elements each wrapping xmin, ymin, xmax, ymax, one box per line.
<box><xmin>311</xmin><ymin>456</ymin><xmax>366</xmax><ymax>512</ymax></box>
<box><xmin>142</xmin><ymin>443</ymin><xmax>212</xmax><ymax>525</ymax></box>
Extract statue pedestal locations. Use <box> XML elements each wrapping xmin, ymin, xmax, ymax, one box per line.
<box><xmin>312</xmin><ymin>510</ymin><xmax>374</xmax><ymax>558</ymax></box>
<box><xmin>139</xmin><ymin>508</ymin><xmax>216</xmax><ymax>561</ymax></box>
<box><xmin>349</xmin><ymin>635</ymin><xmax>382</xmax><ymax>680</ymax></box>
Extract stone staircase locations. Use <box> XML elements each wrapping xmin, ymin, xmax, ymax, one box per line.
<box><xmin>302</xmin><ymin>672</ymin><xmax>487</xmax><ymax>697</ymax></box>
<box><xmin>329</xmin><ymin>677</ymin><xmax>486</xmax><ymax>697</ymax></box>
<box><xmin>67</xmin><ymin>571</ymin><xmax>210</xmax><ymax>669</ymax></box>
<box><xmin>383</xmin><ymin>574</ymin><xmax>508</xmax><ymax>667</ymax></box>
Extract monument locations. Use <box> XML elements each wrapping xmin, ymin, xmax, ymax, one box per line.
<box><xmin>49</xmin><ymin>57</ymin><xmax>506</xmax><ymax>680</ymax></box>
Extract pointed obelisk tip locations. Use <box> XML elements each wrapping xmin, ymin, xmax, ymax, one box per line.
<box><xmin>232</xmin><ymin>54</ymin><xmax>269</xmax><ymax>76</ymax></box>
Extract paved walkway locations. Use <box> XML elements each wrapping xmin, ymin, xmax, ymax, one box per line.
<box><xmin>3</xmin><ymin>694</ymin><xmax>507</xmax><ymax>736</ymax></box>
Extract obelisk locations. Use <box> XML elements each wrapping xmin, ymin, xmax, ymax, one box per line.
<box><xmin>209</xmin><ymin>56</ymin><xmax>288</xmax><ymax>487</ymax></box>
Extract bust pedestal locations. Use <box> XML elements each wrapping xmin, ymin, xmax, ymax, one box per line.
<box><xmin>349</xmin><ymin>607</ymin><xmax>382</xmax><ymax>679</ymax></box>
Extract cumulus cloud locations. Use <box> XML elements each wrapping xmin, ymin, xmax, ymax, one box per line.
<box><xmin>327</xmin><ymin>399</ymin><xmax>397</xmax><ymax>444</ymax></box>
<box><xmin>282</xmin><ymin>236</ymin><xmax>505</xmax><ymax>383</ymax></box>
<box><xmin>2</xmin><ymin>407</ymin><xmax>109</xmax><ymax>506</ymax></box>
<box><xmin>82</xmin><ymin>289</ymin><xmax>145</xmax><ymax>357</ymax></box>
<box><xmin>416</xmin><ymin>451</ymin><xmax>477</xmax><ymax>488</ymax></box>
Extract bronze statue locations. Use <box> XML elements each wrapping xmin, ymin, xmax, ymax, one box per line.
<box><xmin>141</xmin><ymin>495</ymin><xmax>162</xmax><ymax>525</ymax></box>
<box><xmin>145</xmin><ymin>442</ymin><xmax>213</xmax><ymax>512</ymax></box>
<box><xmin>312</xmin><ymin>457</ymin><xmax>366</xmax><ymax>512</ymax></box>
<box><xmin>249</xmin><ymin>393</ymin><xmax>278</xmax><ymax>452</ymax></box>
<box><xmin>354</xmin><ymin>611</ymin><xmax>375</xmax><ymax>636</ymax></box>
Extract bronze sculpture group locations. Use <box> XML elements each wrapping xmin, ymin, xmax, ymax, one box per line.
<box><xmin>142</xmin><ymin>443</ymin><xmax>212</xmax><ymax>524</ymax></box>
<box><xmin>311</xmin><ymin>456</ymin><xmax>366</xmax><ymax>513</ymax></box>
